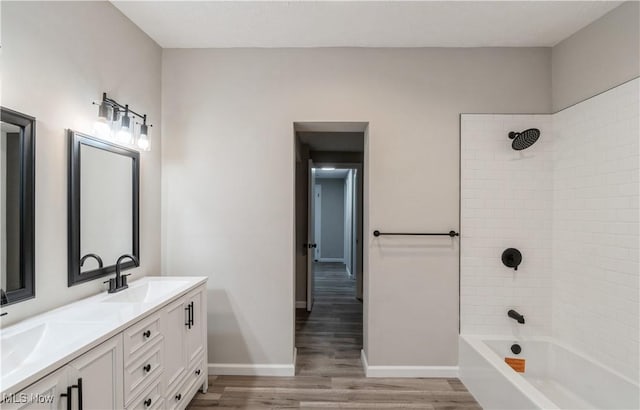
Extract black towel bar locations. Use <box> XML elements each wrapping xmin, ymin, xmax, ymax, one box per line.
<box><xmin>373</xmin><ymin>230</ymin><xmax>459</xmax><ymax>237</ymax></box>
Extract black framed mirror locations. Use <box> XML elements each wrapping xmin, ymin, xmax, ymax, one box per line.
<box><xmin>68</xmin><ymin>130</ymin><xmax>139</xmax><ymax>286</ymax></box>
<box><xmin>1</xmin><ymin>107</ymin><xmax>36</xmax><ymax>306</ymax></box>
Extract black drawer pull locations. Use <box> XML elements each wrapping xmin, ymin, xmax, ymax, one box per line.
<box><xmin>195</xmin><ymin>369</ymin><xmax>201</xmax><ymax>375</ymax></box>
<box><xmin>72</xmin><ymin>378</ymin><xmax>83</xmax><ymax>410</ymax></box>
<box><xmin>144</xmin><ymin>398</ymin><xmax>152</xmax><ymax>407</ymax></box>
<box><xmin>60</xmin><ymin>386</ymin><xmax>72</xmax><ymax>410</ymax></box>
<box><xmin>175</xmin><ymin>393</ymin><xmax>182</xmax><ymax>401</ymax></box>
<box><xmin>143</xmin><ymin>330</ymin><xmax>151</xmax><ymax>338</ymax></box>
<box><xmin>143</xmin><ymin>364</ymin><xmax>151</xmax><ymax>373</ymax></box>
<box><xmin>185</xmin><ymin>304</ymin><xmax>192</xmax><ymax>329</ymax></box>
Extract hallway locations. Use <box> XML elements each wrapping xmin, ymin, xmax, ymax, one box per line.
<box><xmin>187</xmin><ymin>263</ymin><xmax>480</xmax><ymax>408</ymax></box>
<box><xmin>295</xmin><ymin>262</ymin><xmax>364</xmax><ymax>376</ymax></box>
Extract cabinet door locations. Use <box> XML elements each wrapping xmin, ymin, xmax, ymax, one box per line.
<box><xmin>163</xmin><ymin>298</ymin><xmax>187</xmax><ymax>393</ymax></box>
<box><xmin>1</xmin><ymin>367</ymin><xmax>68</xmax><ymax>410</ymax></box>
<box><xmin>67</xmin><ymin>335</ymin><xmax>123</xmax><ymax>410</ymax></box>
<box><xmin>185</xmin><ymin>288</ymin><xmax>205</xmax><ymax>367</ymax></box>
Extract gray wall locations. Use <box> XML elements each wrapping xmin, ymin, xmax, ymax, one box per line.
<box><xmin>552</xmin><ymin>1</ymin><xmax>640</xmax><ymax>111</ymax></box>
<box><xmin>162</xmin><ymin>47</ymin><xmax>551</xmax><ymax>368</ymax></box>
<box><xmin>317</xmin><ymin>178</ymin><xmax>345</xmax><ymax>260</ymax></box>
<box><xmin>0</xmin><ymin>1</ymin><xmax>162</xmax><ymax>326</ymax></box>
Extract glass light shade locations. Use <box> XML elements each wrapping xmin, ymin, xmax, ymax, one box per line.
<box><xmin>110</xmin><ymin>108</ymin><xmax>121</xmax><ymax>138</ymax></box>
<box><xmin>137</xmin><ymin>124</ymin><xmax>151</xmax><ymax>151</ymax></box>
<box><xmin>93</xmin><ymin>102</ymin><xmax>112</xmax><ymax>140</ymax></box>
<box><xmin>115</xmin><ymin>128</ymin><xmax>133</xmax><ymax>144</ymax></box>
<box><xmin>115</xmin><ymin>115</ymin><xmax>133</xmax><ymax>144</ymax></box>
<box><xmin>93</xmin><ymin>118</ymin><xmax>111</xmax><ymax>140</ymax></box>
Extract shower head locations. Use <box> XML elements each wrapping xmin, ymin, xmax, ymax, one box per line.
<box><xmin>508</xmin><ymin>128</ymin><xmax>540</xmax><ymax>151</ymax></box>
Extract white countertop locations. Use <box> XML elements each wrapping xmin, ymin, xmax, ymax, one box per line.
<box><xmin>0</xmin><ymin>276</ymin><xmax>207</xmax><ymax>396</ymax></box>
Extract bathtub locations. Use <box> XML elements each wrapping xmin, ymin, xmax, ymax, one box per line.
<box><xmin>459</xmin><ymin>335</ymin><xmax>640</xmax><ymax>410</ymax></box>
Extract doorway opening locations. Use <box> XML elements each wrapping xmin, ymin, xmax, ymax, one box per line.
<box><xmin>293</xmin><ymin>122</ymin><xmax>366</xmax><ymax>376</ymax></box>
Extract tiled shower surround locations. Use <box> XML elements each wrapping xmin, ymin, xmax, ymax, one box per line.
<box><xmin>460</xmin><ymin>115</ymin><xmax>554</xmax><ymax>337</ymax></box>
<box><xmin>460</xmin><ymin>78</ymin><xmax>639</xmax><ymax>382</ymax></box>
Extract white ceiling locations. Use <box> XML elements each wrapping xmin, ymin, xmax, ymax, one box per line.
<box><xmin>112</xmin><ymin>1</ymin><xmax>622</xmax><ymax>48</ymax></box>
<box><xmin>314</xmin><ymin>168</ymin><xmax>350</xmax><ymax>179</ymax></box>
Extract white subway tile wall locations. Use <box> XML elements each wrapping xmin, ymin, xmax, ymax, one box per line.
<box><xmin>460</xmin><ymin>78</ymin><xmax>640</xmax><ymax>383</ymax></box>
<box><xmin>460</xmin><ymin>114</ymin><xmax>554</xmax><ymax>336</ymax></box>
<box><xmin>552</xmin><ymin>78</ymin><xmax>639</xmax><ymax>383</ymax></box>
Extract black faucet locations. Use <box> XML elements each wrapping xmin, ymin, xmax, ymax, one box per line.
<box><xmin>105</xmin><ymin>254</ymin><xmax>139</xmax><ymax>293</ymax></box>
<box><xmin>80</xmin><ymin>253</ymin><xmax>103</xmax><ymax>269</ymax></box>
<box><xmin>508</xmin><ymin>309</ymin><xmax>525</xmax><ymax>324</ymax></box>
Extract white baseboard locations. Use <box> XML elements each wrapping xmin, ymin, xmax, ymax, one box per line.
<box><xmin>295</xmin><ymin>301</ymin><xmax>306</xmax><ymax>309</ymax></box>
<box><xmin>360</xmin><ymin>348</ymin><xmax>369</xmax><ymax>371</ymax></box>
<box><xmin>360</xmin><ymin>349</ymin><xmax>458</xmax><ymax>378</ymax></box>
<box><xmin>209</xmin><ymin>360</ymin><xmax>295</xmax><ymax>377</ymax></box>
<box><xmin>318</xmin><ymin>258</ymin><xmax>344</xmax><ymax>263</ymax></box>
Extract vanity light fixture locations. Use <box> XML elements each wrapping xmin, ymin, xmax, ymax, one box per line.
<box><xmin>115</xmin><ymin>105</ymin><xmax>133</xmax><ymax>144</ymax></box>
<box><xmin>92</xmin><ymin>100</ymin><xmax>111</xmax><ymax>140</ymax></box>
<box><xmin>137</xmin><ymin>114</ymin><xmax>151</xmax><ymax>151</ymax></box>
<box><xmin>92</xmin><ymin>92</ymin><xmax>153</xmax><ymax>151</ymax></box>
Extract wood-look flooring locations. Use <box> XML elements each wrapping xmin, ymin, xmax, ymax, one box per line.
<box><xmin>187</xmin><ymin>263</ymin><xmax>480</xmax><ymax>409</ymax></box>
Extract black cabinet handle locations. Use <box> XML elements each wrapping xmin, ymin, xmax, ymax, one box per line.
<box><xmin>189</xmin><ymin>301</ymin><xmax>194</xmax><ymax>327</ymax></box>
<box><xmin>143</xmin><ymin>330</ymin><xmax>151</xmax><ymax>338</ymax></box>
<box><xmin>74</xmin><ymin>378</ymin><xmax>83</xmax><ymax>410</ymax></box>
<box><xmin>175</xmin><ymin>393</ymin><xmax>182</xmax><ymax>401</ymax></box>
<box><xmin>144</xmin><ymin>398</ymin><xmax>152</xmax><ymax>407</ymax></box>
<box><xmin>60</xmin><ymin>386</ymin><xmax>72</xmax><ymax>410</ymax></box>
<box><xmin>195</xmin><ymin>369</ymin><xmax>201</xmax><ymax>376</ymax></box>
<box><xmin>143</xmin><ymin>364</ymin><xmax>151</xmax><ymax>373</ymax></box>
<box><xmin>185</xmin><ymin>304</ymin><xmax>192</xmax><ymax>329</ymax></box>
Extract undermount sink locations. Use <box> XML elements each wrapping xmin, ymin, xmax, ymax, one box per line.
<box><xmin>101</xmin><ymin>280</ymin><xmax>189</xmax><ymax>304</ymax></box>
<box><xmin>1</xmin><ymin>322</ymin><xmax>107</xmax><ymax>377</ymax></box>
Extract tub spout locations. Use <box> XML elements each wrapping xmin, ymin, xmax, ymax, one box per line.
<box><xmin>508</xmin><ymin>309</ymin><xmax>525</xmax><ymax>324</ymax></box>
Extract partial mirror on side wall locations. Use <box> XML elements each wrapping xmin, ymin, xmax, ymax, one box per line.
<box><xmin>1</xmin><ymin>107</ymin><xmax>35</xmax><ymax>306</ymax></box>
<box><xmin>68</xmin><ymin>130</ymin><xmax>139</xmax><ymax>286</ymax></box>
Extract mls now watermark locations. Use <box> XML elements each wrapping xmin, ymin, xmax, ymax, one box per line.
<box><xmin>2</xmin><ymin>392</ymin><xmax>55</xmax><ymax>404</ymax></box>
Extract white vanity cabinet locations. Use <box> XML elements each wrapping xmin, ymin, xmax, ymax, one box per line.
<box><xmin>1</xmin><ymin>278</ymin><xmax>208</xmax><ymax>410</ymax></box>
<box><xmin>163</xmin><ymin>287</ymin><xmax>207</xmax><ymax>410</ymax></box>
<box><xmin>67</xmin><ymin>335</ymin><xmax>124</xmax><ymax>409</ymax></box>
<box><xmin>0</xmin><ymin>367</ymin><xmax>67</xmax><ymax>410</ymax></box>
<box><xmin>2</xmin><ymin>335</ymin><xmax>122</xmax><ymax>410</ymax></box>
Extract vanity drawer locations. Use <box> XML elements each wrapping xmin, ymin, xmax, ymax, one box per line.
<box><xmin>124</xmin><ymin>338</ymin><xmax>163</xmax><ymax>406</ymax></box>
<box><xmin>166</xmin><ymin>353</ymin><xmax>205</xmax><ymax>410</ymax></box>
<box><xmin>124</xmin><ymin>311</ymin><xmax>162</xmax><ymax>365</ymax></box>
<box><xmin>126</xmin><ymin>375</ymin><xmax>164</xmax><ymax>410</ymax></box>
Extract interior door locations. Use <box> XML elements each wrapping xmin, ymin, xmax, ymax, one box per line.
<box><xmin>307</xmin><ymin>159</ymin><xmax>316</xmax><ymax>312</ymax></box>
<box><xmin>313</xmin><ymin>184</ymin><xmax>322</xmax><ymax>261</ymax></box>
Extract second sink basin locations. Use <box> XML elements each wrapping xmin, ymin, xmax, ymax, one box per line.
<box><xmin>101</xmin><ymin>279</ymin><xmax>189</xmax><ymax>304</ymax></box>
<box><xmin>1</xmin><ymin>321</ymin><xmax>109</xmax><ymax>377</ymax></box>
